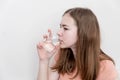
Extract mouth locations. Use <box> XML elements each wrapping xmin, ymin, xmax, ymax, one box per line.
<box><xmin>58</xmin><ymin>39</ymin><xmax>64</xmax><ymax>44</ymax></box>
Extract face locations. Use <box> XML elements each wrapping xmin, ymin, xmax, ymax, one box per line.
<box><xmin>57</xmin><ymin>13</ymin><xmax>78</xmax><ymax>49</ymax></box>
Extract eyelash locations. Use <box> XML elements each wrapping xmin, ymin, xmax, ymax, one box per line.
<box><xmin>64</xmin><ymin>27</ymin><xmax>68</xmax><ymax>30</ymax></box>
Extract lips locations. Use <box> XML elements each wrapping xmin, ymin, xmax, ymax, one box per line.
<box><xmin>58</xmin><ymin>39</ymin><xmax>63</xmax><ymax>44</ymax></box>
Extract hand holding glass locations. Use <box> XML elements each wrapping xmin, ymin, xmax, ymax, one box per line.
<box><xmin>43</xmin><ymin>31</ymin><xmax>59</xmax><ymax>53</ymax></box>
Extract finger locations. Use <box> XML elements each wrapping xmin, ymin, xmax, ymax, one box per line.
<box><xmin>43</xmin><ymin>34</ymin><xmax>48</xmax><ymax>41</ymax></box>
<box><xmin>37</xmin><ymin>45</ymin><xmax>41</xmax><ymax>49</ymax></box>
<box><xmin>49</xmin><ymin>45</ymin><xmax>60</xmax><ymax>56</ymax></box>
<box><xmin>37</xmin><ymin>42</ymin><xmax>44</xmax><ymax>49</ymax></box>
<box><xmin>48</xmin><ymin>29</ymin><xmax>52</xmax><ymax>40</ymax></box>
<box><xmin>37</xmin><ymin>43</ymin><xmax>42</xmax><ymax>49</ymax></box>
<box><xmin>55</xmin><ymin>44</ymin><xmax>60</xmax><ymax>50</ymax></box>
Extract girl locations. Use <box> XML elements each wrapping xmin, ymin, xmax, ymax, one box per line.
<box><xmin>37</xmin><ymin>7</ymin><xmax>118</xmax><ymax>80</ymax></box>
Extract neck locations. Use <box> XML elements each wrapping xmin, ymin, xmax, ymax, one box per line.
<box><xmin>71</xmin><ymin>46</ymin><xmax>76</xmax><ymax>57</ymax></box>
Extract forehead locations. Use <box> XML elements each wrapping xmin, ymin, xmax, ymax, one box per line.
<box><xmin>61</xmin><ymin>13</ymin><xmax>76</xmax><ymax>27</ymax></box>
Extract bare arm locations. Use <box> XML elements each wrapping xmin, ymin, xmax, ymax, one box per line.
<box><xmin>37</xmin><ymin>59</ymin><xmax>59</xmax><ymax>80</ymax></box>
<box><xmin>37</xmin><ymin>29</ymin><xmax>59</xmax><ymax>80</ymax></box>
<box><xmin>37</xmin><ymin>60</ymin><xmax>49</xmax><ymax>80</ymax></box>
<box><xmin>37</xmin><ymin>57</ymin><xmax>59</xmax><ymax>80</ymax></box>
<box><xmin>48</xmin><ymin>55</ymin><xmax>59</xmax><ymax>80</ymax></box>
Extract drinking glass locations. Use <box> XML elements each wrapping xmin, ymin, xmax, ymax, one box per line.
<box><xmin>43</xmin><ymin>34</ymin><xmax>59</xmax><ymax>53</ymax></box>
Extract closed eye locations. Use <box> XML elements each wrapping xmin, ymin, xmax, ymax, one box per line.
<box><xmin>64</xmin><ymin>27</ymin><xmax>68</xmax><ymax>30</ymax></box>
<box><xmin>60</xmin><ymin>24</ymin><xmax>69</xmax><ymax>30</ymax></box>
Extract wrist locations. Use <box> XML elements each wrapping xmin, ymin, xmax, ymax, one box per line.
<box><xmin>39</xmin><ymin>59</ymin><xmax>49</xmax><ymax>64</ymax></box>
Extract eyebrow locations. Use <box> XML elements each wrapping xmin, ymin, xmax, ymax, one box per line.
<box><xmin>60</xmin><ymin>24</ymin><xmax>69</xmax><ymax>27</ymax></box>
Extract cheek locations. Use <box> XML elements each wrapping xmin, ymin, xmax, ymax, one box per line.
<box><xmin>64</xmin><ymin>33</ymin><xmax>77</xmax><ymax>45</ymax></box>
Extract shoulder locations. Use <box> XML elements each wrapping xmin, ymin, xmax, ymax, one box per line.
<box><xmin>97</xmin><ymin>60</ymin><xmax>118</xmax><ymax>80</ymax></box>
<box><xmin>100</xmin><ymin>60</ymin><xmax>114</xmax><ymax>68</ymax></box>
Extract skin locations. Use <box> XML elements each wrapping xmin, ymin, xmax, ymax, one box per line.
<box><xmin>58</xmin><ymin>13</ymin><xmax>78</xmax><ymax>55</ymax></box>
<box><xmin>37</xmin><ymin>13</ymin><xmax>78</xmax><ymax>80</ymax></box>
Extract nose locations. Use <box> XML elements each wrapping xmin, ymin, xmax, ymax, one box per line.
<box><xmin>57</xmin><ymin>29</ymin><xmax>63</xmax><ymax>37</ymax></box>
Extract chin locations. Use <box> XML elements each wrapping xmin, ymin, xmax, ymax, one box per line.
<box><xmin>60</xmin><ymin>44</ymin><xmax>70</xmax><ymax>49</ymax></box>
<box><xmin>60</xmin><ymin>46</ymin><xmax>66</xmax><ymax>48</ymax></box>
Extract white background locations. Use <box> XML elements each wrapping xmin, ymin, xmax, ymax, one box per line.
<box><xmin>0</xmin><ymin>0</ymin><xmax>120</xmax><ymax>80</ymax></box>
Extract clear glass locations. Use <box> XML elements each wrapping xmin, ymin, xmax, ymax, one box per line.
<box><xmin>43</xmin><ymin>34</ymin><xmax>59</xmax><ymax>53</ymax></box>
